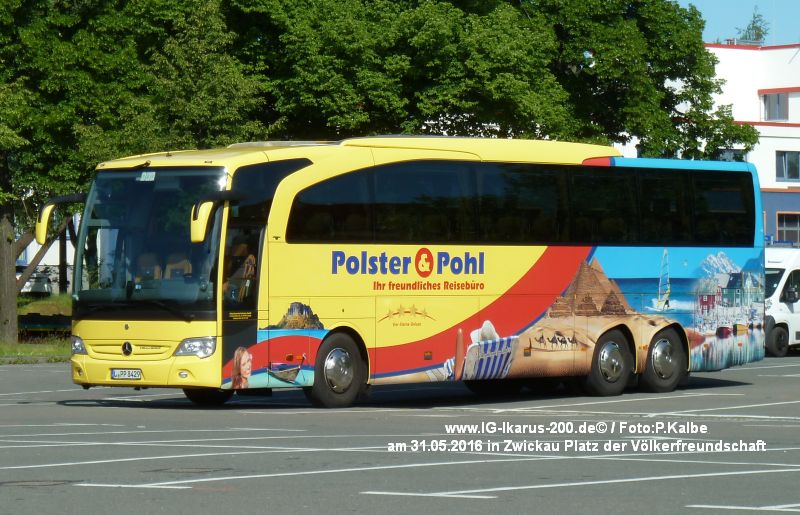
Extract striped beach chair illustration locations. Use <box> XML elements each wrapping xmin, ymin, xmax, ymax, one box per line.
<box><xmin>461</xmin><ymin>336</ymin><xmax>519</xmax><ymax>381</ymax></box>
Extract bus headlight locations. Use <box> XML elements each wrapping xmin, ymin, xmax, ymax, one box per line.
<box><xmin>71</xmin><ymin>335</ymin><xmax>87</xmax><ymax>355</ymax></box>
<box><xmin>765</xmin><ymin>298</ymin><xmax>772</xmax><ymax>310</ymax></box>
<box><xmin>174</xmin><ymin>337</ymin><xmax>217</xmax><ymax>359</ymax></box>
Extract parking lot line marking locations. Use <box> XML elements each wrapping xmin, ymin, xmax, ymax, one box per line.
<box><xmin>235</xmin><ymin>408</ymin><xmax>419</xmax><ymax>415</ymax></box>
<box><xmin>75</xmin><ymin>484</ymin><xmax>192</xmax><ymax>490</ymax></box>
<box><xmin>725</xmin><ymin>363</ymin><xmax>800</xmax><ymax>371</ymax></box>
<box><xmin>454</xmin><ymin>393</ymin><xmax>743</xmax><ymax>413</ymax></box>
<box><xmin>688</xmin><ymin>503</ymin><xmax>800</xmax><ymax>512</ymax></box>
<box><xmin>362</xmin><ymin>467</ymin><xmax>800</xmax><ymax>499</ymax></box>
<box><xmin>1</xmin><ymin>447</ymin><xmax>348</xmax><ymax>470</ymax></box>
<box><xmin>0</xmin><ymin>389</ymin><xmax>78</xmax><ymax>397</ymax></box>
<box><xmin>0</xmin><ymin>427</ymin><xmax>306</xmax><ymax>438</ymax></box>
<box><xmin>661</xmin><ymin>400</ymin><xmax>800</xmax><ymax>415</ymax></box>
<box><xmin>362</xmin><ymin>492</ymin><xmax>497</xmax><ymax>499</ymax></box>
<box><xmin>0</xmin><ymin>432</ymin><xmax>443</xmax><ymax>451</ymax></box>
<box><xmin>78</xmin><ymin>456</ymin><xmax>544</xmax><ymax>489</ymax></box>
<box><xmin>0</xmin><ymin>423</ymin><xmax>121</xmax><ymax>428</ymax></box>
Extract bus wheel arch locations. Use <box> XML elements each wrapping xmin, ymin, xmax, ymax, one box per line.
<box><xmin>582</xmin><ymin>328</ymin><xmax>633</xmax><ymax>396</ymax></box>
<box><xmin>639</xmin><ymin>326</ymin><xmax>687</xmax><ymax>393</ymax></box>
<box><xmin>305</xmin><ymin>329</ymin><xmax>368</xmax><ymax>408</ymax></box>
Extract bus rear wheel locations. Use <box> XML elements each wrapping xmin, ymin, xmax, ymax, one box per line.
<box><xmin>183</xmin><ymin>388</ymin><xmax>233</xmax><ymax>406</ymax></box>
<box><xmin>639</xmin><ymin>328</ymin><xmax>686</xmax><ymax>393</ymax></box>
<box><xmin>582</xmin><ymin>330</ymin><xmax>631</xmax><ymax>396</ymax></box>
<box><xmin>307</xmin><ymin>333</ymin><xmax>366</xmax><ymax>408</ymax></box>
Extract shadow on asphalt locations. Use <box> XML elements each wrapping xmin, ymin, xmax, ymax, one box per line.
<box><xmin>53</xmin><ymin>373</ymin><xmax>752</xmax><ymax>411</ymax></box>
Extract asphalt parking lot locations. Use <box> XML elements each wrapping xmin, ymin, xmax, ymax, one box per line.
<box><xmin>2</xmin><ymin>356</ymin><xmax>800</xmax><ymax>515</ymax></box>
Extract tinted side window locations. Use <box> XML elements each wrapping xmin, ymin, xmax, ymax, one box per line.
<box><xmin>569</xmin><ymin>168</ymin><xmax>637</xmax><ymax>244</ymax></box>
<box><xmin>639</xmin><ymin>170</ymin><xmax>692</xmax><ymax>245</ymax></box>
<box><xmin>692</xmin><ymin>171</ymin><xmax>755</xmax><ymax>246</ymax></box>
<box><xmin>232</xmin><ymin>159</ymin><xmax>311</xmax><ymax>223</ymax></box>
<box><xmin>373</xmin><ymin>161</ymin><xmax>476</xmax><ymax>243</ymax></box>
<box><xmin>286</xmin><ymin>170</ymin><xmax>372</xmax><ymax>242</ymax></box>
<box><xmin>477</xmin><ymin>164</ymin><xmax>566</xmax><ymax>243</ymax></box>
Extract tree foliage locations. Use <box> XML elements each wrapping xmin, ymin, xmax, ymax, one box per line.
<box><xmin>737</xmin><ymin>7</ymin><xmax>769</xmax><ymax>44</ymax></box>
<box><xmin>0</xmin><ymin>0</ymin><xmax>761</xmax><ymax>342</ymax></box>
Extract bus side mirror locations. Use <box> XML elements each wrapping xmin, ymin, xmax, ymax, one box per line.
<box><xmin>190</xmin><ymin>190</ymin><xmax>247</xmax><ymax>243</ymax></box>
<box><xmin>190</xmin><ymin>201</ymin><xmax>215</xmax><ymax>243</ymax></box>
<box><xmin>35</xmin><ymin>204</ymin><xmax>57</xmax><ymax>245</ymax></box>
<box><xmin>785</xmin><ymin>287</ymin><xmax>799</xmax><ymax>304</ymax></box>
<box><xmin>35</xmin><ymin>193</ymin><xmax>86</xmax><ymax>245</ymax></box>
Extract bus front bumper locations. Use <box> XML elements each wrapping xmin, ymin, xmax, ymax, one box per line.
<box><xmin>70</xmin><ymin>354</ymin><xmax>222</xmax><ymax>389</ymax></box>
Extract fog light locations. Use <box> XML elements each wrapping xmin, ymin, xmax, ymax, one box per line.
<box><xmin>178</xmin><ymin>371</ymin><xmax>189</xmax><ymax>379</ymax></box>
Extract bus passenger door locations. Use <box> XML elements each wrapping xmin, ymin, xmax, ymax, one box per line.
<box><xmin>221</xmin><ymin>224</ymin><xmax>262</xmax><ymax>389</ymax></box>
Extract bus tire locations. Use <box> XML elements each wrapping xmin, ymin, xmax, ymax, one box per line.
<box><xmin>767</xmin><ymin>326</ymin><xmax>789</xmax><ymax>357</ymax></box>
<box><xmin>183</xmin><ymin>388</ymin><xmax>233</xmax><ymax>406</ymax></box>
<box><xmin>639</xmin><ymin>328</ymin><xmax>686</xmax><ymax>393</ymax></box>
<box><xmin>308</xmin><ymin>333</ymin><xmax>366</xmax><ymax>408</ymax></box>
<box><xmin>582</xmin><ymin>330</ymin><xmax>631</xmax><ymax>396</ymax></box>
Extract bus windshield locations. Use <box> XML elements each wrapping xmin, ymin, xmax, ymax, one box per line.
<box><xmin>73</xmin><ymin>167</ymin><xmax>226</xmax><ymax>320</ymax></box>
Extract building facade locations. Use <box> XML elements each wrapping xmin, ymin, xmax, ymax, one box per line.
<box><xmin>707</xmin><ymin>42</ymin><xmax>800</xmax><ymax>245</ymax></box>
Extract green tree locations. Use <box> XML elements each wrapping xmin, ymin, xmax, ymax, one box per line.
<box><xmin>528</xmin><ymin>0</ymin><xmax>758</xmax><ymax>157</ymax></box>
<box><xmin>0</xmin><ymin>0</ymin><xmax>267</xmax><ymax>343</ymax></box>
<box><xmin>737</xmin><ymin>7</ymin><xmax>769</xmax><ymax>44</ymax></box>
<box><xmin>228</xmin><ymin>0</ymin><xmax>575</xmax><ymax>139</ymax></box>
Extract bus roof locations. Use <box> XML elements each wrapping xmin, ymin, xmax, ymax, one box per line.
<box><xmin>95</xmin><ymin>136</ymin><xmax>622</xmax><ymax>170</ymax></box>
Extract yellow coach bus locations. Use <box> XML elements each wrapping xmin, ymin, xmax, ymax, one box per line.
<box><xmin>37</xmin><ymin>137</ymin><xmax>765</xmax><ymax>407</ymax></box>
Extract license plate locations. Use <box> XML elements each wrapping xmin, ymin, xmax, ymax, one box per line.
<box><xmin>111</xmin><ymin>368</ymin><xmax>142</xmax><ymax>380</ymax></box>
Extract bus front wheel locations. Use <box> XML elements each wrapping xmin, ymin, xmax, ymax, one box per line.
<box><xmin>307</xmin><ymin>333</ymin><xmax>366</xmax><ymax>408</ymax></box>
<box><xmin>639</xmin><ymin>328</ymin><xmax>686</xmax><ymax>393</ymax></box>
<box><xmin>582</xmin><ymin>330</ymin><xmax>631</xmax><ymax>396</ymax></box>
<box><xmin>183</xmin><ymin>388</ymin><xmax>233</xmax><ymax>406</ymax></box>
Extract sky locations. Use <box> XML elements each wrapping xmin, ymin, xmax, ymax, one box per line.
<box><xmin>677</xmin><ymin>0</ymin><xmax>800</xmax><ymax>45</ymax></box>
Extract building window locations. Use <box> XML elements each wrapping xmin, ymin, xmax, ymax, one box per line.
<box><xmin>777</xmin><ymin>151</ymin><xmax>800</xmax><ymax>181</ymax></box>
<box><xmin>777</xmin><ymin>213</ymin><xmax>800</xmax><ymax>244</ymax></box>
<box><xmin>764</xmin><ymin>93</ymin><xmax>788</xmax><ymax>121</ymax></box>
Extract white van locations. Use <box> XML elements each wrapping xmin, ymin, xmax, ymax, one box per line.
<box><xmin>765</xmin><ymin>247</ymin><xmax>800</xmax><ymax>356</ymax></box>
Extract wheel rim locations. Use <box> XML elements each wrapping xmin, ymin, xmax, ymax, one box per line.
<box><xmin>323</xmin><ymin>348</ymin><xmax>354</xmax><ymax>393</ymax></box>
<box><xmin>598</xmin><ymin>341</ymin><xmax>625</xmax><ymax>382</ymax></box>
<box><xmin>651</xmin><ymin>337</ymin><xmax>675</xmax><ymax>380</ymax></box>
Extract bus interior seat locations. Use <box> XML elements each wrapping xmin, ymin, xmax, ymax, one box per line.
<box><xmin>136</xmin><ymin>253</ymin><xmax>162</xmax><ymax>281</ymax></box>
<box><xmin>165</xmin><ymin>253</ymin><xmax>192</xmax><ymax>279</ymax></box>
